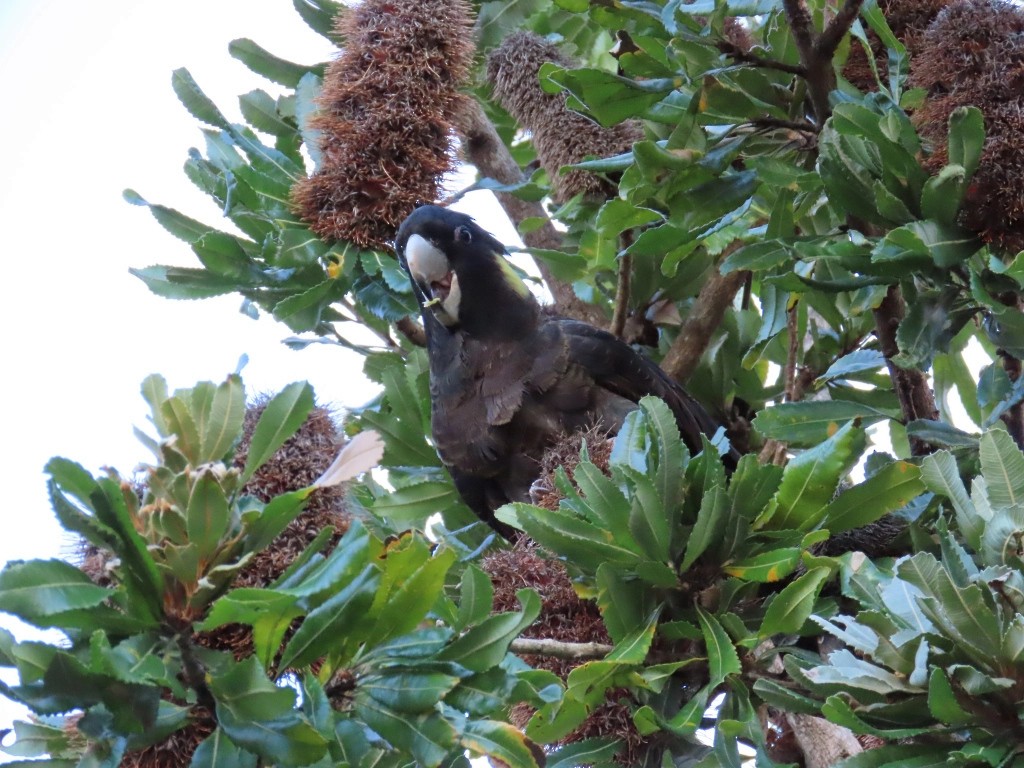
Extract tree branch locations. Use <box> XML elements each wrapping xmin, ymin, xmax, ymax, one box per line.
<box><xmin>751</xmin><ymin>116</ymin><xmax>818</xmax><ymax>134</ymax></box>
<box><xmin>716</xmin><ymin>40</ymin><xmax>807</xmax><ymax>75</ymax></box>
<box><xmin>510</xmin><ymin>637</ymin><xmax>614</xmax><ymax>660</ymax></box>
<box><xmin>661</xmin><ymin>256</ymin><xmax>747</xmax><ymax>384</ymax></box>
<box><xmin>456</xmin><ymin>99</ymin><xmax>606</xmax><ymax>327</ymax></box>
<box><xmin>872</xmin><ymin>284</ymin><xmax>939</xmax><ymax>456</ymax></box>
<box><xmin>780</xmin><ymin>0</ymin><xmax>866</xmax><ymax>125</ymax></box>
<box><xmin>610</xmin><ymin>231</ymin><xmax>635</xmax><ymax>339</ymax></box>
<box><xmin>818</xmin><ymin>0</ymin><xmax>867</xmax><ymax>60</ymax></box>
<box><xmin>396</xmin><ymin>316</ymin><xmax>427</xmax><ymax>347</ymax></box>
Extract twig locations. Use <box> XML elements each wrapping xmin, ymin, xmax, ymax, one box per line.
<box><xmin>338</xmin><ymin>296</ymin><xmax>398</xmax><ymax>349</ymax></box>
<box><xmin>781</xmin><ymin>0</ymin><xmax>866</xmax><ymax>124</ymax></box>
<box><xmin>661</xmin><ymin>244</ymin><xmax>748</xmax><ymax>383</ymax></box>
<box><xmin>872</xmin><ymin>285</ymin><xmax>939</xmax><ymax>456</ymax></box>
<box><xmin>610</xmin><ymin>232</ymin><xmax>635</xmax><ymax>339</ymax></box>
<box><xmin>456</xmin><ymin>99</ymin><xmax>606</xmax><ymax>327</ymax></box>
<box><xmin>751</xmin><ymin>116</ymin><xmax>818</xmax><ymax>133</ymax></box>
<box><xmin>510</xmin><ymin>637</ymin><xmax>614</xmax><ymax>660</ymax></box>
<box><xmin>716</xmin><ymin>41</ymin><xmax>807</xmax><ymax>76</ymax></box>
<box><xmin>784</xmin><ymin>302</ymin><xmax>802</xmax><ymax>402</ymax></box>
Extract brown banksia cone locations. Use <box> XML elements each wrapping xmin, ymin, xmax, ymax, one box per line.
<box><xmin>292</xmin><ymin>0</ymin><xmax>475</xmax><ymax>250</ymax></box>
<box><xmin>486</xmin><ymin>32</ymin><xmax>642</xmax><ymax>204</ymax></box>
<box><xmin>910</xmin><ymin>0</ymin><xmax>1024</xmax><ymax>253</ymax></box>
<box><xmin>843</xmin><ymin>0</ymin><xmax>954</xmax><ymax>92</ymax></box>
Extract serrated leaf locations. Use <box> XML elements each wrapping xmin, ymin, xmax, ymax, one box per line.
<box><xmin>171</xmin><ymin>68</ymin><xmax>230</xmax><ymax>129</ymax></box>
<box><xmin>723</xmin><ymin>548</ymin><xmax>801</xmax><ymax>582</ymax></box>
<box><xmin>980</xmin><ymin>429</ymin><xmax>1024</xmax><ymax>508</ymax></box>
<box><xmin>0</xmin><ymin>560</ymin><xmax>110</xmax><ymax>623</ymax></box>
<box><xmin>209</xmin><ymin>657</ymin><xmax>327</xmax><ymax>765</ymax></box>
<box><xmin>228</xmin><ymin>38</ymin><xmax>313</xmax><ymax>88</ymax></box>
<box><xmin>760</xmin><ymin>567</ymin><xmax>831</xmax><ymax>636</ymax></box>
<box><xmin>439</xmin><ymin>589</ymin><xmax>541</xmax><ymax>672</ymax></box>
<box><xmin>462</xmin><ymin>720</ymin><xmax>544</xmax><ymax>768</ymax></box>
<box><xmin>457</xmin><ymin>564</ymin><xmax>494</xmax><ymax>631</ymax></box>
<box><xmin>753</xmin><ymin>401</ymin><xmax>888</xmax><ymax>446</ymax></box>
<box><xmin>186</xmin><ymin>470</ymin><xmax>231</xmax><ymax>560</ymax></box>
<box><xmin>190</xmin><ymin>728</ymin><xmax>257</xmax><ymax>768</ymax></box>
<box><xmin>769</xmin><ymin>421</ymin><xmax>867</xmax><ymax>531</ymax></box>
<box><xmin>823</xmin><ymin>460</ymin><xmax>924</xmax><ymax>534</ymax></box>
<box><xmin>697</xmin><ymin>608</ymin><xmax>741</xmax><ymax>687</ymax></box>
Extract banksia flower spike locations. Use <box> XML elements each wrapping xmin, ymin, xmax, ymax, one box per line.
<box><xmin>910</xmin><ymin>0</ymin><xmax>1024</xmax><ymax>254</ymax></box>
<box><xmin>293</xmin><ymin>0</ymin><xmax>476</xmax><ymax>249</ymax></box>
<box><xmin>487</xmin><ymin>32</ymin><xmax>642</xmax><ymax>204</ymax></box>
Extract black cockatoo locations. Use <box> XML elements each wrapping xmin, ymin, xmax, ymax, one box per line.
<box><xmin>396</xmin><ymin>205</ymin><xmax>736</xmax><ymax>539</ymax></box>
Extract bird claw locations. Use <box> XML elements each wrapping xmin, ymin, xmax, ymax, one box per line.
<box><xmin>529</xmin><ymin>478</ymin><xmax>553</xmax><ymax>505</ymax></box>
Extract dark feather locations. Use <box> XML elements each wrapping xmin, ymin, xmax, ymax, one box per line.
<box><xmin>396</xmin><ymin>205</ymin><xmax>738</xmax><ymax>539</ymax></box>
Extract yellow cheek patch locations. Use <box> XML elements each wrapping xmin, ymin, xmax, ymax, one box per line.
<box><xmin>499</xmin><ymin>256</ymin><xmax>531</xmax><ymax>298</ymax></box>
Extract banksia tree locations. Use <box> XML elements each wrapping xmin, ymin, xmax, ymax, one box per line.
<box><xmin>292</xmin><ymin>0</ymin><xmax>475</xmax><ymax>248</ymax></box>
<box><xmin>487</xmin><ymin>31</ymin><xmax>641</xmax><ymax>203</ymax></box>
<box><xmin>16</xmin><ymin>0</ymin><xmax>1024</xmax><ymax>765</ymax></box>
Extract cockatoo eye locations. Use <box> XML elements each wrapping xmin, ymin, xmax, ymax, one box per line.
<box><xmin>454</xmin><ymin>225</ymin><xmax>473</xmax><ymax>244</ymax></box>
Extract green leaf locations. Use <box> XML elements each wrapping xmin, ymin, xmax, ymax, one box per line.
<box><xmin>228</xmin><ymin>39</ymin><xmax>314</xmax><ymax>88</ymax></box>
<box><xmin>171</xmin><ymin>68</ymin><xmax>230</xmax><ymax>129</ymax></box>
<box><xmin>209</xmin><ymin>657</ymin><xmax>327</xmax><ymax>765</ymax></box>
<box><xmin>760</xmin><ymin>567</ymin><xmax>831</xmax><ymax>636</ymax></box>
<box><xmin>607</xmin><ymin>610</ymin><xmax>659</xmax><ymax>665</ymax></box>
<box><xmin>723</xmin><ymin>548</ymin><xmax>801</xmax><ymax>583</ymax></box>
<box><xmin>920</xmin><ymin>164</ymin><xmax>968</xmax><ymax>225</ymax></box>
<box><xmin>817</xmin><ymin>349</ymin><xmax>886</xmax><ymax>384</ymax></box>
<box><xmin>947</xmin><ymin>106</ymin><xmax>985</xmax><ymax>179</ymax></box>
<box><xmin>365</xmin><ymin>547</ymin><xmax>457</xmax><ymax>647</ymax></box>
<box><xmin>198</xmin><ymin>589</ymin><xmax>302</xmax><ymax>671</ymax></box>
<box><xmin>547</xmin><ymin>738</ymin><xmax>621</xmax><ymax>768</ymax></box>
<box><xmin>186</xmin><ymin>470</ymin><xmax>231</xmax><ymax>560</ymax></box>
<box><xmin>927</xmin><ymin>668</ymin><xmax>974</xmax><ymax>726</ymax></box>
<box><xmin>753</xmin><ymin>401</ymin><xmax>888</xmax><ymax>446</ymax></box>
<box><xmin>457</xmin><ymin>564</ymin><xmax>494</xmax><ymax>631</ymax></box>
<box><xmin>191</xmin><ymin>728</ymin><xmax>257</xmax><ymax>768</ymax></box>
<box><xmin>123</xmin><ymin>191</ymin><xmax>213</xmax><ymax>244</ymax></box>
<box><xmin>291</xmin><ymin>0</ymin><xmax>343</xmax><ymax>39</ymax></box>
<box><xmin>440</xmin><ymin>589</ymin><xmax>541</xmax><ymax>672</ymax></box>
<box><xmin>199</xmin><ymin>374</ymin><xmax>245</xmax><ymax>464</ymax></box>
<box><xmin>980</xmin><ymin>429</ymin><xmax>1024</xmax><ymax>508</ymax></box>
<box><xmin>462</xmin><ymin>720</ymin><xmax>543</xmax><ymax>768</ymax></box>
<box><xmin>243</xmin><ymin>488</ymin><xmax>313</xmax><ymax>554</ymax></box>
<box><xmin>363</xmin><ymin>671</ymin><xmax>461</xmax><ymax>714</ymax></box>
<box><xmin>873</xmin><ymin>220</ymin><xmax>979</xmax><ymax>269</ymax></box>
<box><xmin>239</xmin><ymin>90</ymin><xmax>294</xmax><ymax>137</ymax></box>
<box><xmin>241</xmin><ymin>382</ymin><xmax>315</xmax><ymax>483</ymax></box>
<box><xmin>505</xmin><ymin>504</ymin><xmax>643</xmax><ymax>567</ymax></box>
<box><xmin>769</xmin><ymin>421</ymin><xmax>867</xmax><ymax>531</ymax></box>
<box><xmin>697</xmin><ymin>608</ymin><xmax>741</xmax><ymax>687</ymax></box>
<box><xmin>823</xmin><ymin>461</ymin><xmax>924</xmax><ymax>534</ymax></box>
<box><xmin>542</xmin><ymin>64</ymin><xmax>674</xmax><ymax>126</ymax></box>
<box><xmin>355</xmin><ymin>700</ymin><xmax>456</xmax><ymax>767</ymax></box>
<box><xmin>130</xmin><ymin>265</ymin><xmax>242</xmax><ymax>300</ymax></box>
<box><xmin>680</xmin><ymin>483</ymin><xmax>726</xmax><ymax>572</ymax></box>
<box><xmin>279</xmin><ymin>565</ymin><xmax>380</xmax><ymax>669</ymax></box>
<box><xmin>373</xmin><ymin>480</ymin><xmax>460</xmax><ymax>525</ymax></box>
